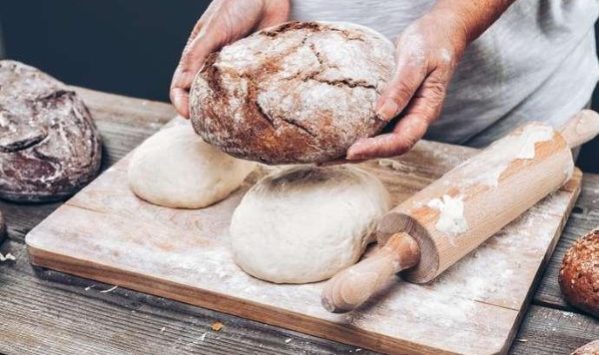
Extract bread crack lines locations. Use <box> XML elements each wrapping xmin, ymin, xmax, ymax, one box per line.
<box><xmin>279</xmin><ymin>117</ymin><xmax>318</xmax><ymax>139</ymax></box>
<box><xmin>309</xmin><ymin>42</ymin><xmax>326</xmax><ymax>67</ymax></box>
<box><xmin>201</xmin><ymin>53</ymin><xmax>228</xmax><ymax>101</ymax></box>
<box><xmin>312</xmin><ymin>77</ymin><xmax>376</xmax><ymax>90</ymax></box>
<box><xmin>329</xmin><ymin>28</ymin><xmax>366</xmax><ymax>42</ymax></box>
<box><xmin>36</xmin><ymin>89</ymin><xmax>75</xmax><ymax>105</ymax></box>
<box><xmin>254</xmin><ymin>101</ymin><xmax>276</xmax><ymax>129</ymax></box>
<box><xmin>261</xmin><ymin>21</ymin><xmax>323</xmax><ymax>37</ymax></box>
<box><xmin>305</xmin><ymin>41</ymin><xmax>375</xmax><ymax>90</ymax></box>
<box><xmin>0</xmin><ymin>126</ymin><xmax>47</xmax><ymax>152</ymax></box>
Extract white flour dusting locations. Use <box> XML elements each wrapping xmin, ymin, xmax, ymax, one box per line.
<box><xmin>0</xmin><ymin>252</ymin><xmax>16</xmax><ymax>262</ymax></box>
<box><xmin>28</xmin><ymin>137</ymin><xmax>577</xmax><ymax>355</ymax></box>
<box><xmin>457</xmin><ymin>123</ymin><xmax>556</xmax><ymax>189</ymax></box>
<box><xmin>378</xmin><ymin>158</ymin><xmax>402</xmax><ymax>170</ymax></box>
<box><xmin>513</xmin><ymin>125</ymin><xmax>555</xmax><ymax>159</ymax></box>
<box><xmin>426</xmin><ymin>195</ymin><xmax>468</xmax><ymax>239</ymax></box>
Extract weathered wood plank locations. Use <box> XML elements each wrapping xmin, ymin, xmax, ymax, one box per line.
<box><xmin>1</xmin><ymin>88</ymin><xmax>172</xmax><ymax>244</ymax></box>
<box><xmin>0</xmin><ymin>240</ymin><xmax>366</xmax><ymax>355</ymax></box>
<box><xmin>509</xmin><ymin>305</ymin><xmax>599</xmax><ymax>355</ymax></box>
<box><xmin>25</xmin><ymin>126</ymin><xmax>582</xmax><ymax>354</ymax></box>
<box><xmin>533</xmin><ymin>174</ymin><xmax>599</xmax><ymax>310</ymax></box>
<box><xmin>70</xmin><ymin>86</ymin><xmax>175</xmax><ymax>126</ymax></box>
<box><xmin>4</xmin><ymin>236</ymin><xmax>599</xmax><ymax>355</ymax></box>
<box><xmin>1</xmin><ymin>87</ymin><xmax>598</xmax><ymax>354</ymax></box>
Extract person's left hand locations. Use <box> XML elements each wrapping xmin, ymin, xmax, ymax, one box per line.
<box><xmin>345</xmin><ymin>12</ymin><xmax>468</xmax><ymax>160</ymax></box>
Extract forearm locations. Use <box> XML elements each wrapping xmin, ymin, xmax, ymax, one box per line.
<box><xmin>430</xmin><ymin>0</ymin><xmax>516</xmax><ymax>44</ymax></box>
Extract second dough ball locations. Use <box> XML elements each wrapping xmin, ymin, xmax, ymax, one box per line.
<box><xmin>128</xmin><ymin>124</ymin><xmax>256</xmax><ymax>209</ymax></box>
<box><xmin>230</xmin><ymin>165</ymin><xmax>390</xmax><ymax>284</ymax></box>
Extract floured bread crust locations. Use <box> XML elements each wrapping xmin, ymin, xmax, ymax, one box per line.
<box><xmin>0</xmin><ymin>60</ymin><xmax>102</xmax><ymax>202</ymax></box>
<box><xmin>559</xmin><ymin>229</ymin><xmax>599</xmax><ymax>318</ymax></box>
<box><xmin>190</xmin><ymin>21</ymin><xmax>395</xmax><ymax>164</ymax></box>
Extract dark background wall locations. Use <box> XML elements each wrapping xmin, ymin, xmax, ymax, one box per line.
<box><xmin>0</xmin><ymin>0</ymin><xmax>597</xmax><ymax>171</ymax></box>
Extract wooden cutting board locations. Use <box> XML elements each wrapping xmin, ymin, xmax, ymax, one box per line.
<box><xmin>25</xmin><ymin>118</ymin><xmax>582</xmax><ymax>355</ymax></box>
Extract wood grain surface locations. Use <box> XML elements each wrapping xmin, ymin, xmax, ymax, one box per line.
<box><xmin>26</xmin><ymin>116</ymin><xmax>582</xmax><ymax>353</ymax></box>
<box><xmin>0</xmin><ymin>87</ymin><xmax>597</xmax><ymax>355</ymax></box>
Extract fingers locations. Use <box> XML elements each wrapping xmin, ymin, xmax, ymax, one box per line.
<box><xmin>257</xmin><ymin>0</ymin><xmax>291</xmax><ymax>29</ymax></box>
<box><xmin>347</xmin><ymin>69</ymin><xmax>450</xmax><ymax>160</ymax></box>
<box><xmin>375</xmin><ymin>48</ymin><xmax>428</xmax><ymax>121</ymax></box>
<box><xmin>170</xmin><ymin>23</ymin><xmax>224</xmax><ymax>118</ymax></box>
<box><xmin>346</xmin><ymin>119</ymin><xmax>426</xmax><ymax>161</ymax></box>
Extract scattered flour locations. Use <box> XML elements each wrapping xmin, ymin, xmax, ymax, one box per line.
<box><xmin>513</xmin><ymin>125</ymin><xmax>555</xmax><ymax>159</ymax></box>
<box><xmin>457</xmin><ymin>123</ymin><xmax>556</xmax><ymax>189</ymax></box>
<box><xmin>0</xmin><ymin>252</ymin><xmax>16</xmax><ymax>262</ymax></box>
<box><xmin>99</xmin><ymin>285</ymin><xmax>118</xmax><ymax>293</ymax></box>
<box><xmin>378</xmin><ymin>158</ymin><xmax>402</xmax><ymax>170</ymax></box>
<box><xmin>426</xmin><ymin>195</ymin><xmax>468</xmax><ymax>239</ymax></box>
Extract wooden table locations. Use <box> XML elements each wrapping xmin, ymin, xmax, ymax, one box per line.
<box><xmin>0</xmin><ymin>88</ymin><xmax>597</xmax><ymax>355</ymax></box>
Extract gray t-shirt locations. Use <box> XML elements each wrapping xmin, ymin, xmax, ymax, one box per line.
<box><xmin>291</xmin><ymin>0</ymin><xmax>599</xmax><ymax>147</ymax></box>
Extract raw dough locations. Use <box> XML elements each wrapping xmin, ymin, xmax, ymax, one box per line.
<box><xmin>230</xmin><ymin>165</ymin><xmax>390</xmax><ymax>284</ymax></box>
<box><xmin>128</xmin><ymin>124</ymin><xmax>256</xmax><ymax>209</ymax></box>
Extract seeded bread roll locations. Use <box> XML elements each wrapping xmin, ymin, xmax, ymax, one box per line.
<box><xmin>559</xmin><ymin>229</ymin><xmax>599</xmax><ymax>318</ymax></box>
<box><xmin>571</xmin><ymin>340</ymin><xmax>599</xmax><ymax>355</ymax></box>
<box><xmin>0</xmin><ymin>60</ymin><xmax>102</xmax><ymax>202</ymax></box>
<box><xmin>190</xmin><ymin>21</ymin><xmax>395</xmax><ymax>164</ymax></box>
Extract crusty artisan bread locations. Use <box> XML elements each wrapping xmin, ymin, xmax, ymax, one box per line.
<box><xmin>0</xmin><ymin>60</ymin><xmax>102</xmax><ymax>202</ymax></box>
<box><xmin>559</xmin><ymin>229</ymin><xmax>599</xmax><ymax>318</ymax></box>
<box><xmin>190</xmin><ymin>21</ymin><xmax>395</xmax><ymax>164</ymax></box>
<box><xmin>571</xmin><ymin>340</ymin><xmax>599</xmax><ymax>355</ymax></box>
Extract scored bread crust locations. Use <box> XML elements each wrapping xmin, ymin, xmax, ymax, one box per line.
<box><xmin>559</xmin><ymin>229</ymin><xmax>599</xmax><ymax>318</ymax></box>
<box><xmin>0</xmin><ymin>60</ymin><xmax>102</xmax><ymax>202</ymax></box>
<box><xmin>190</xmin><ymin>21</ymin><xmax>395</xmax><ymax>164</ymax></box>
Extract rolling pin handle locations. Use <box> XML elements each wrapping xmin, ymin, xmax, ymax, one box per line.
<box><xmin>559</xmin><ymin>110</ymin><xmax>599</xmax><ymax>148</ymax></box>
<box><xmin>321</xmin><ymin>232</ymin><xmax>420</xmax><ymax>313</ymax></box>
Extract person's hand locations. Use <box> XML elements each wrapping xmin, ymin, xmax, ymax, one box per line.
<box><xmin>346</xmin><ymin>12</ymin><xmax>468</xmax><ymax>160</ymax></box>
<box><xmin>170</xmin><ymin>0</ymin><xmax>290</xmax><ymax>118</ymax></box>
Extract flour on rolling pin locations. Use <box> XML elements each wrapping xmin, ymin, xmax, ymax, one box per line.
<box><xmin>426</xmin><ymin>195</ymin><xmax>468</xmax><ymax>243</ymax></box>
<box><xmin>452</xmin><ymin>123</ymin><xmax>571</xmax><ymax>189</ymax></box>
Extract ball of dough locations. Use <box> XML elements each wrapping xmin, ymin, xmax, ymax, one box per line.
<box><xmin>128</xmin><ymin>124</ymin><xmax>256</xmax><ymax>209</ymax></box>
<box><xmin>190</xmin><ymin>21</ymin><xmax>395</xmax><ymax>164</ymax></box>
<box><xmin>230</xmin><ymin>165</ymin><xmax>390</xmax><ymax>283</ymax></box>
<box><xmin>559</xmin><ymin>229</ymin><xmax>599</xmax><ymax>318</ymax></box>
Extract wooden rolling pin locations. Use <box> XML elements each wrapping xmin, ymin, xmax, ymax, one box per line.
<box><xmin>322</xmin><ymin>110</ymin><xmax>599</xmax><ymax>313</ymax></box>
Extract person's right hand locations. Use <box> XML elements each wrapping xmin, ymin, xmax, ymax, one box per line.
<box><xmin>170</xmin><ymin>0</ymin><xmax>290</xmax><ymax>118</ymax></box>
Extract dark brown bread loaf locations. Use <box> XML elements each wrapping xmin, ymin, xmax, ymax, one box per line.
<box><xmin>0</xmin><ymin>60</ymin><xmax>102</xmax><ymax>202</ymax></box>
<box><xmin>190</xmin><ymin>21</ymin><xmax>395</xmax><ymax>164</ymax></box>
<box><xmin>571</xmin><ymin>340</ymin><xmax>599</xmax><ymax>355</ymax></box>
<box><xmin>559</xmin><ymin>229</ymin><xmax>599</xmax><ymax>318</ymax></box>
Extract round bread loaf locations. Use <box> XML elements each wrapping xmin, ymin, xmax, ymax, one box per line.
<box><xmin>190</xmin><ymin>21</ymin><xmax>395</xmax><ymax>164</ymax></box>
<box><xmin>0</xmin><ymin>60</ymin><xmax>102</xmax><ymax>202</ymax></box>
<box><xmin>571</xmin><ymin>340</ymin><xmax>599</xmax><ymax>355</ymax></box>
<box><xmin>559</xmin><ymin>229</ymin><xmax>599</xmax><ymax>318</ymax></box>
